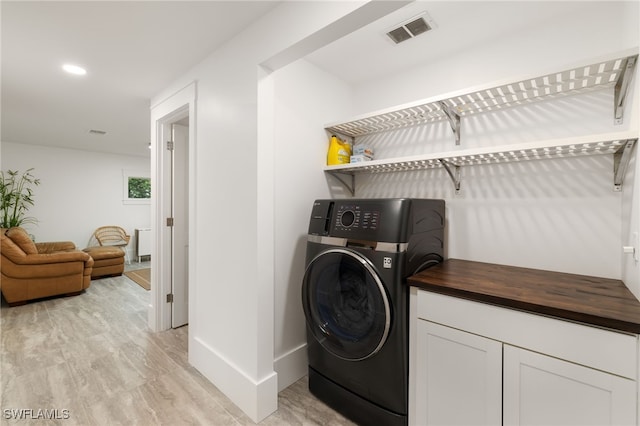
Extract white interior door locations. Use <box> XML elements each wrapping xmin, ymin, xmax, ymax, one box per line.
<box><xmin>171</xmin><ymin>122</ymin><xmax>189</xmax><ymax>328</ymax></box>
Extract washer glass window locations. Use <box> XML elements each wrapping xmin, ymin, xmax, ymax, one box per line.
<box><xmin>302</xmin><ymin>248</ymin><xmax>391</xmax><ymax>360</ymax></box>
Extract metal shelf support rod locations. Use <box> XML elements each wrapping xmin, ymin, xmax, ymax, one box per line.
<box><xmin>328</xmin><ymin>171</ymin><xmax>355</xmax><ymax>196</ymax></box>
<box><xmin>438</xmin><ymin>101</ymin><xmax>461</xmax><ymax>145</ymax></box>
<box><xmin>614</xmin><ymin>55</ymin><xmax>638</xmax><ymax>125</ymax></box>
<box><xmin>439</xmin><ymin>159</ymin><xmax>461</xmax><ymax>193</ymax></box>
<box><xmin>613</xmin><ymin>139</ymin><xmax>637</xmax><ymax>191</ymax></box>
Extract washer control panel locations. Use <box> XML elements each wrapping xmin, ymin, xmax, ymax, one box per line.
<box><xmin>310</xmin><ymin>198</ymin><xmax>445</xmax><ymax>248</ymax></box>
<box><xmin>335</xmin><ymin>203</ymin><xmax>380</xmax><ymax>232</ymax></box>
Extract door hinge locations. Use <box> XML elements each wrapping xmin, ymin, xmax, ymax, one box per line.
<box><xmin>166</xmin><ymin>293</ymin><xmax>174</xmax><ymax>303</ymax></box>
<box><xmin>166</xmin><ymin>217</ymin><xmax>174</xmax><ymax>227</ymax></box>
<box><xmin>166</xmin><ymin>140</ymin><xmax>174</xmax><ymax>151</ymax></box>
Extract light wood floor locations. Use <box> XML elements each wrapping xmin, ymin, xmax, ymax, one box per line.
<box><xmin>0</xmin><ymin>263</ymin><xmax>355</xmax><ymax>425</ymax></box>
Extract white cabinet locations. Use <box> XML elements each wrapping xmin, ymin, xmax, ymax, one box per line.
<box><xmin>409</xmin><ymin>289</ymin><xmax>640</xmax><ymax>426</ymax></box>
<box><xmin>503</xmin><ymin>345</ymin><xmax>637</xmax><ymax>426</ymax></box>
<box><xmin>414</xmin><ymin>320</ymin><xmax>502</xmax><ymax>426</ymax></box>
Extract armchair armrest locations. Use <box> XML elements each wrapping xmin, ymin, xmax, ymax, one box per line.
<box><xmin>36</xmin><ymin>241</ymin><xmax>76</xmax><ymax>254</ymax></box>
<box><xmin>13</xmin><ymin>251</ymin><xmax>92</xmax><ymax>266</ymax></box>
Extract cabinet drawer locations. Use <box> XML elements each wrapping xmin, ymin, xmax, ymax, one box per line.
<box><xmin>416</xmin><ymin>290</ymin><xmax>638</xmax><ymax>379</ymax></box>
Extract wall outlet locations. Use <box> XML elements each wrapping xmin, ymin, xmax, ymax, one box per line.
<box><xmin>624</xmin><ymin>232</ymin><xmax>640</xmax><ymax>263</ymax></box>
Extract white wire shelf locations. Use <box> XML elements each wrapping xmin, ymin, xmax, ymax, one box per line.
<box><xmin>324</xmin><ymin>133</ymin><xmax>638</xmax><ymax>194</ymax></box>
<box><xmin>326</xmin><ymin>52</ymin><xmax>638</xmax><ymax>140</ymax></box>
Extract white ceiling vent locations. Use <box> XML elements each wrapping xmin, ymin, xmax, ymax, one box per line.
<box><xmin>386</xmin><ymin>13</ymin><xmax>435</xmax><ymax>44</ymax></box>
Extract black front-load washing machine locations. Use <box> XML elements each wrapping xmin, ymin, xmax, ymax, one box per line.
<box><xmin>302</xmin><ymin>198</ymin><xmax>445</xmax><ymax>426</ymax></box>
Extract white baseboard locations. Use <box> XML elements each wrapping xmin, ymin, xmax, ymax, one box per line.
<box><xmin>146</xmin><ymin>303</ymin><xmax>157</xmax><ymax>331</ymax></box>
<box><xmin>190</xmin><ymin>335</ymin><xmax>278</xmax><ymax>422</ymax></box>
<box><xmin>274</xmin><ymin>343</ymin><xmax>308</xmax><ymax>392</ymax></box>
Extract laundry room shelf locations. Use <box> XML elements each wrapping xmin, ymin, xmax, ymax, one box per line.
<box><xmin>324</xmin><ymin>132</ymin><xmax>638</xmax><ymax>194</ymax></box>
<box><xmin>323</xmin><ymin>49</ymin><xmax>639</xmax><ymax>195</ymax></box>
<box><xmin>325</xmin><ymin>51</ymin><xmax>638</xmax><ymax>145</ymax></box>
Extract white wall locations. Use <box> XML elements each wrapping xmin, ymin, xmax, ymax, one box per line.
<box><xmin>347</xmin><ymin>1</ymin><xmax>639</xmax><ymax>281</ymax></box>
<box><xmin>343</xmin><ymin>86</ymin><xmax>632</xmax><ymax>278</ymax></box>
<box><xmin>271</xmin><ymin>60</ymin><xmax>353</xmax><ymax>390</ymax></box>
<box><xmin>150</xmin><ymin>1</ymin><xmax>409</xmax><ymax>422</ymax></box>
<box><xmin>0</xmin><ymin>142</ymin><xmax>150</xmax><ymax>258</ymax></box>
<box><xmin>352</xmin><ymin>2</ymin><xmax>640</xmax><ymax>114</ymax></box>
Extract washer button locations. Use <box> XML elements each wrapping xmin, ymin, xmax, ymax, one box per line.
<box><xmin>340</xmin><ymin>210</ymin><xmax>355</xmax><ymax>227</ymax></box>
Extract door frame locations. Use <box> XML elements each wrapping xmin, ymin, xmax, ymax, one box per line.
<box><xmin>149</xmin><ymin>82</ymin><xmax>196</xmax><ymax>332</ymax></box>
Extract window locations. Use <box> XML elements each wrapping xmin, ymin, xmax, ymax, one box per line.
<box><xmin>123</xmin><ymin>170</ymin><xmax>150</xmax><ymax>204</ymax></box>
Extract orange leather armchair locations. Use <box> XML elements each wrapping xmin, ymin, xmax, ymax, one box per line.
<box><xmin>1</xmin><ymin>227</ymin><xmax>94</xmax><ymax>306</ymax></box>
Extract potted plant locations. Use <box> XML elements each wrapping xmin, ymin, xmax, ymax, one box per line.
<box><xmin>0</xmin><ymin>168</ymin><xmax>40</xmax><ymax>229</ymax></box>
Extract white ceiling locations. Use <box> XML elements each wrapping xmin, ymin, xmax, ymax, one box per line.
<box><xmin>304</xmin><ymin>1</ymin><xmax>602</xmax><ymax>86</ymax></box>
<box><xmin>1</xmin><ymin>1</ymin><xmax>280</xmax><ymax>157</ymax></box>
<box><xmin>1</xmin><ymin>1</ymin><xmax>625</xmax><ymax>158</ymax></box>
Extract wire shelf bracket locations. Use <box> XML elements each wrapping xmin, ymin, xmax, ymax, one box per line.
<box><xmin>614</xmin><ymin>55</ymin><xmax>638</xmax><ymax>125</ymax></box>
<box><xmin>327</xmin><ymin>171</ymin><xmax>355</xmax><ymax>196</ymax></box>
<box><xmin>439</xmin><ymin>159</ymin><xmax>461</xmax><ymax>193</ymax></box>
<box><xmin>613</xmin><ymin>139</ymin><xmax>637</xmax><ymax>191</ymax></box>
<box><xmin>439</xmin><ymin>101</ymin><xmax>461</xmax><ymax>145</ymax></box>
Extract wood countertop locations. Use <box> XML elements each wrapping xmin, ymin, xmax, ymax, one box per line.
<box><xmin>408</xmin><ymin>259</ymin><xmax>640</xmax><ymax>334</ymax></box>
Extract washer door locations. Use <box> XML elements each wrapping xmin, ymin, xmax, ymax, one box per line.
<box><xmin>302</xmin><ymin>248</ymin><xmax>391</xmax><ymax>361</ymax></box>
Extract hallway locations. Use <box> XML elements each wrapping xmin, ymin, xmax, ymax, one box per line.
<box><xmin>0</xmin><ymin>265</ymin><xmax>354</xmax><ymax>425</ymax></box>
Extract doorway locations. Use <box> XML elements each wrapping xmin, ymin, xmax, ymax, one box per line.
<box><xmin>156</xmin><ymin>112</ymin><xmax>189</xmax><ymax>329</ymax></box>
<box><xmin>169</xmin><ymin>119</ymin><xmax>189</xmax><ymax>327</ymax></box>
<box><xmin>149</xmin><ymin>82</ymin><xmax>195</xmax><ymax>332</ymax></box>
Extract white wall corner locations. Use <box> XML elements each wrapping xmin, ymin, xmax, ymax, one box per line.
<box><xmin>274</xmin><ymin>343</ymin><xmax>308</xmax><ymax>392</ymax></box>
<box><xmin>621</xmin><ymin>147</ymin><xmax>640</xmax><ymax>300</ymax></box>
<box><xmin>191</xmin><ymin>335</ymin><xmax>278</xmax><ymax>423</ymax></box>
<box><xmin>621</xmin><ymin>58</ymin><xmax>640</xmax><ymax>301</ymax></box>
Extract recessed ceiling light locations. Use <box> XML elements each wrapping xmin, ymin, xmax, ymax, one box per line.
<box><xmin>62</xmin><ymin>64</ymin><xmax>87</xmax><ymax>75</ymax></box>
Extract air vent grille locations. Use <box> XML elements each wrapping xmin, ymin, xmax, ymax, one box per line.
<box><xmin>387</xmin><ymin>27</ymin><xmax>413</xmax><ymax>44</ymax></box>
<box><xmin>405</xmin><ymin>17</ymin><xmax>430</xmax><ymax>37</ymax></box>
<box><xmin>387</xmin><ymin>15</ymin><xmax>432</xmax><ymax>44</ymax></box>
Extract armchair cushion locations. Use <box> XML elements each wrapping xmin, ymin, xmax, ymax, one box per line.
<box><xmin>5</xmin><ymin>227</ymin><xmax>37</xmax><ymax>254</ymax></box>
<box><xmin>36</xmin><ymin>241</ymin><xmax>76</xmax><ymax>254</ymax></box>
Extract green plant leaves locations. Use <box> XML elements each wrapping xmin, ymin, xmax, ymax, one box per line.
<box><xmin>0</xmin><ymin>168</ymin><xmax>40</xmax><ymax>228</ymax></box>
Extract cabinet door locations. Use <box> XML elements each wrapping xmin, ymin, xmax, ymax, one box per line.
<box><xmin>413</xmin><ymin>320</ymin><xmax>502</xmax><ymax>426</ymax></box>
<box><xmin>503</xmin><ymin>345</ymin><xmax>637</xmax><ymax>426</ymax></box>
